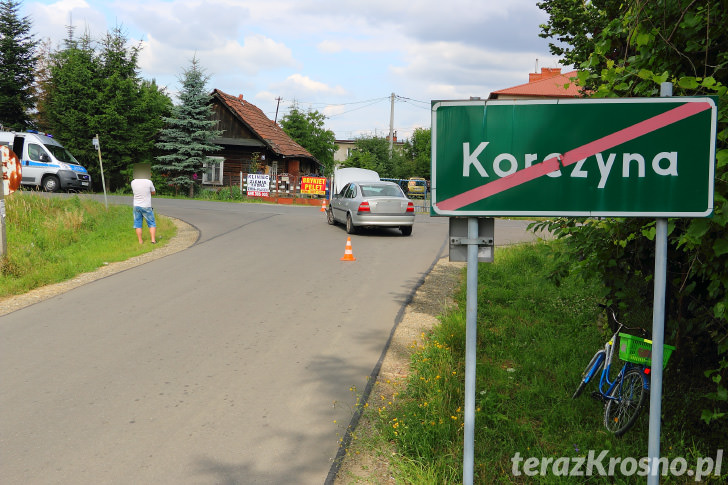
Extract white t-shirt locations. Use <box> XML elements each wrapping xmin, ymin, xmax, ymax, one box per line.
<box><xmin>131</xmin><ymin>179</ymin><xmax>156</xmax><ymax>208</ymax></box>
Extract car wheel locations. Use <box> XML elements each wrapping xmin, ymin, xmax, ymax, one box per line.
<box><xmin>400</xmin><ymin>226</ymin><xmax>413</xmax><ymax>236</ymax></box>
<box><xmin>346</xmin><ymin>213</ymin><xmax>357</xmax><ymax>234</ymax></box>
<box><xmin>42</xmin><ymin>175</ymin><xmax>60</xmax><ymax>192</ymax></box>
<box><xmin>326</xmin><ymin>207</ymin><xmax>335</xmax><ymax>225</ymax></box>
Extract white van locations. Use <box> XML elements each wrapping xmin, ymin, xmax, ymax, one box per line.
<box><xmin>331</xmin><ymin>167</ymin><xmax>380</xmax><ymax>195</ymax></box>
<box><xmin>0</xmin><ymin>131</ymin><xmax>92</xmax><ymax>192</ymax></box>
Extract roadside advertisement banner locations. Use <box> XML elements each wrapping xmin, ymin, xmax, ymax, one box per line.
<box><xmin>247</xmin><ymin>174</ymin><xmax>270</xmax><ymax>196</ymax></box>
<box><xmin>300</xmin><ymin>176</ymin><xmax>326</xmax><ymax>195</ymax></box>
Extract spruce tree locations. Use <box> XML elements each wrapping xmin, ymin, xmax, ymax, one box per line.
<box><xmin>154</xmin><ymin>57</ymin><xmax>221</xmax><ymax>196</ymax></box>
<box><xmin>0</xmin><ymin>0</ymin><xmax>38</xmax><ymax>130</ymax></box>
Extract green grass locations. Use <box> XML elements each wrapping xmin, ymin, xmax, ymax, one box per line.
<box><xmin>0</xmin><ymin>193</ymin><xmax>176</xmax><ymax>298</ymax></box>
<box><xmin>355</xmin><ymin>242</ymin><xmax>725</xmax><ymax>484</ymax></box>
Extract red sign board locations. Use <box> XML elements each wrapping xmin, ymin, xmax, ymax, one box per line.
<box><xmin>1</xmin><ymin>146</ymin><xmax>22</xmax><ymax>195</ymax></box>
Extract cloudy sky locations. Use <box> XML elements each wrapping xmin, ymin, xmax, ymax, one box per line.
<box><xmin>23</xmin><ymin>0</ymin><xmax>566</xmax><ymax>141</ymax></box>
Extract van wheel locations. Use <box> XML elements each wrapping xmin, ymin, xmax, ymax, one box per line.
<box><xmin>42</xmin><ymin>175</ymin><xmax>60</xmax><ymax>192</ymax></box>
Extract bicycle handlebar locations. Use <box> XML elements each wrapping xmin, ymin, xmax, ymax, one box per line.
<box><xmin>598</xmin><ymin>304</ymin><xmax>649</xmax><ymax>337</ymax></box>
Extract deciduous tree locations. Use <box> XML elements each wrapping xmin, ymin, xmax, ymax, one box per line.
<box><xmin>403</xmin><ymin>127</ymin><xmax>431</xmax><ymax>179</ymax></box>
<box><xmin>538</xmin><ymin>0</ymin><xmax>728</xmax><ymax>438</ymax></box>
<box><xmin>279</xmin><ymin>105</ymin><xmax>336</xmax><ymax>176</ymax></box>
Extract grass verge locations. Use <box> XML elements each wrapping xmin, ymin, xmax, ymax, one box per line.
<box><xmin>339</xmin><ymin>242</ymin><xmax>725</xmax><ymax>484</ymax></box>
<box><xmin>0</xmin><ymin>192</ymin><xmax>176</xmax><ymax>298</ymax></box>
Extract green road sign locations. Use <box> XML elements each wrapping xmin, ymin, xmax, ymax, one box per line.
<box><xmin>431</xmin><ymin>98</ymin><xmax>717</xmax><ymax>217</ymax></box>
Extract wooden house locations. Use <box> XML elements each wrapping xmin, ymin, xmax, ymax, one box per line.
<box><xmin>204</xmin><ymin>89</ymin><xmax>321</xmax><ymax>186</ymax></box>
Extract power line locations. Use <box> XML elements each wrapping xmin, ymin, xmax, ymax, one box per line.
<box><xmin>278</xmin><ymin>96</ymin><xmax>390</xmax><ymax>110</ymax></box>
<box><xmin>326</xmin><ymin>98</ymin><xmax>389</xmax><ymax>118</ymax></box>
<box><xmin>394</xmin><ymin>95</ymin><xmax>431</xmax><ymax>110</ymax></box>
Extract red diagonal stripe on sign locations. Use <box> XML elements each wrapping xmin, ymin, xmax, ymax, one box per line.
<box><xmin>435</xmin><ymin>101</ymin><xmax>712</xmax><ymax>211</ymax></box>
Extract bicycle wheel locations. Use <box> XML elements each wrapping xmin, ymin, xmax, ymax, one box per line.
<box><xmin>573</xmin><ymin>351</ymin><xmax>605</xmax><ymax>399</ymax></box>
<box><xmin>604</xmin><ymin>368</ymin><xmax>648</xmax><ymax>437</ymax></box>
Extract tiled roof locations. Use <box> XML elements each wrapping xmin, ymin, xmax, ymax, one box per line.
<box><xmin>489</xmin><ymin>70</ymin><xmax>581</xmax><ymax>99</ymax></box>
<box><xmin>212</xmin><ymin>89</ymin><xmax>317</xmax><ymax>162</ymax></box>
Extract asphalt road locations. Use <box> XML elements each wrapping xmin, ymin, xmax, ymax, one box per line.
<box><xmin>0</xmin><ymin>196</ymin><xmax>541</xmax><ymax>484</ymax></box>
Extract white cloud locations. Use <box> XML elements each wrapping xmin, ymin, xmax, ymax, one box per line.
<box><xmin>25</xmin><ymin>0</ymin><xmax>568</xmax><ymax>139</ymax></box>
<box><xmin>271</xmin><ymin>74</ymin><xmax>347</xmax><ymax>97</ymax></box>
<box><xmin>317</xmin><ymin>40</ymin><xmax>342</xmax><ymax>54</ymax></box>
<box><xmin>115</xmin><ymin>0</ymin><xmax>251</xmax><ymax>49</ymax></box>
<box><xmin>27</xmin><ymin>0</ymin><xmax>108</xmax><ymax>44</ymax></box>
<box><xmin>138</xmin><ymin>33</ymin><xmax>297</xmax><ymax>80</ymax></box>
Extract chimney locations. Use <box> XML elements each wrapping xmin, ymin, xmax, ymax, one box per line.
<box><xmin>529</xmin><ymin>67</ymin><xmax>562</xmax><ymax>83</ymax></box>
<box><xmin>238</xmin><ymin>94</ymin><xmax>244</xmax><ymax>103</ymax></box>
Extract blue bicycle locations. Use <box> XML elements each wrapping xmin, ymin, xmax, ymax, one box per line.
<box><xmin>573</xmin><ymin>305</ymin><xmax>674</xmax><ymax>437</ymax></box>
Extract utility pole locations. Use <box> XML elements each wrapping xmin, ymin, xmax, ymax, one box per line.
<box><xmin>274</xmin><ymin>97</ymin><xmax>282</xmax><ymax>123</ymax></box>
<box><xmin>388</xmin><ymin>93</ymin><xmax>395</xmax><ymax>158</ymax></box>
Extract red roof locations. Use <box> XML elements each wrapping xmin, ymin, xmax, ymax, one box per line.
<box><xmin>489</xmin><ymin>69</ymin><xmax>581</xmax><ymax>99</ymax></box>
<box><xmin>211</xmin><ymin>89</ymin><xmax>317</xmax><ymax>161</ymax></box>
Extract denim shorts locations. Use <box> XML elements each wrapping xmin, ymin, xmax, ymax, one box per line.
<box><xmin>133</xmin><ymin>206</ymin><xmax>156</xmax><ymax>229</ymax></box>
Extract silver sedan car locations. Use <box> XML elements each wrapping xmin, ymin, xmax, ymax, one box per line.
<box><xmin>327</xmin><ymin>181</ymin><xmax>415</xmax><ymax>236</ymax></box>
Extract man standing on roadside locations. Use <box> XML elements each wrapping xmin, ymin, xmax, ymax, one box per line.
<box><xmin>131</xmin><ymin>176</ymin><xmax>157</xmax><ymax>244</ymax></box>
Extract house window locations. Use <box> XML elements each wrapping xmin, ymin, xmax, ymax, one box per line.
<box><xmin>203</xmin><ymin>157</ymin><xmax>224</xmax><ymax>184</ymax></box>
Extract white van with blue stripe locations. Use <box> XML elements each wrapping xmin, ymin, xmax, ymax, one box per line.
<box><xmin>0</xmin><ymin>131</ymin><xmax>92</xmax><ymax>192</ymax></box>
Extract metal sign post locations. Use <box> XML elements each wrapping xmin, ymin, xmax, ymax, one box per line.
<box><xmin>93</xmin><ymin>135</ymin><xmax>108</xmax><ymax>209</ymax></box>
<box><xmin>448</xmin><ymin>217</ymin><xmax>494</xmax><ymax>484</ymax></box>
<box><xmin>645</xmin><ymin>82</ymin><xmax>673</xmax><ymax>484</ymax></box>
<box><xmin>463</xmin><ymin>217</ymin><xmax>479</xmax><ymax>485</ymax></box>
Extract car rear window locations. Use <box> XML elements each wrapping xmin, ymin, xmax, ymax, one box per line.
<box><xmin>360</xmin><ymin>184</ymin><xmax>403</xmax><ymax>197</ymax></box>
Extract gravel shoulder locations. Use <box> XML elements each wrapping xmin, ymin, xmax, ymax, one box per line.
<box><xmin>0</xmin><ymin>217</ymin><xmax>199</xmax><ymax>317</ymax></box>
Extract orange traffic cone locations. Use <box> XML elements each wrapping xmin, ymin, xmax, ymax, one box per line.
<box><xmin>320</xmin><ymin>198</ymin><xmax>327</xmax><ymax>212</ymax></box>
<box><xmin>340</xmin><ymin>237</ymin><xmax>356</xmax><ymax>261</ymax></box>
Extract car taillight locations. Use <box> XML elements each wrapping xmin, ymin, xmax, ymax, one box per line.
<box><xmin>406</xmin><ymin>202</ymin><xmax>414</xmax><ymax>213</ymax></box>
<box><xmin>358</xmin><ymin>201</ymin><xmax>371</xmax><ymax>212</ymax></box>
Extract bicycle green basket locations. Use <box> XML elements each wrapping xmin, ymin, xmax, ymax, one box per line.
<box><xmin>618</xmin><ymin>333</ymin><xmax>675</xmax><ymax>368</ymax></box>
